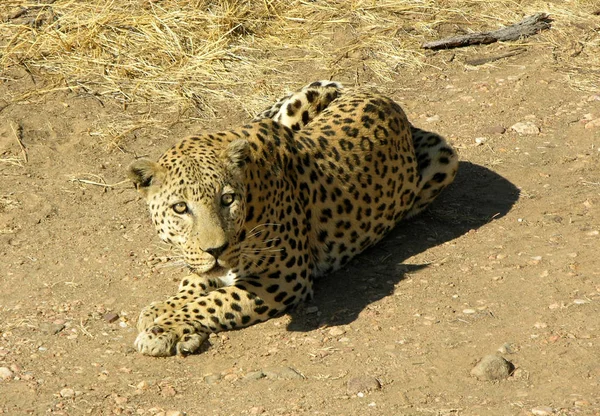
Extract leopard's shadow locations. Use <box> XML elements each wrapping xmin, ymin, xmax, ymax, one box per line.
<box><xmin>286</xmin><ymin>161</ymin><xmax>520</xmax><ymax>331</ymax></box>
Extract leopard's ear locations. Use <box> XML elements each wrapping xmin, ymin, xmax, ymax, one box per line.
<box><xmin>223</xmin><ymin>139</ymin><xmax>251</xmax><ymax>174</ymax></box>
<box><xmin>127</xmin><ymin>159</ymin><xmax>165</xmax><ymax>195</ymax></box>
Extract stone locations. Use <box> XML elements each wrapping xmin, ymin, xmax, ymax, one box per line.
<box><xmin>531</xmin><ymin>406</ymin><xmax>554</xmax><ymax>415</ymax></box>
<box><xmin>346</xmin><ymin>376</ymin><xmax>382</xmax><ymax>395</ymax></box>
<box><xmin>328</xmin><ymin>327</ymin><xmax>345</xmax><ymax>337</ymax></box>
<box><xmin>0</xmin><ymin>367</ymin><xmax>14</xmax><ymax>380</ymax></box>
<box><xmin>483</xmin><ymin>125</ymin><xmax>506</xmax><ymax>135</ymax></box>
<box><xmin>103</xmin><ymin>312</ymin><xmax>119</xmax><ymax>323</ymax></box>
<box><xmin>243</xmin><ymin>371</ymin><xmax>266</xmax><ymax>381</ymax></box>
<box><xmin>39</xmin><ymin>322</ymin><xmax>65</xmax><ymax>335</ymax></box>
<box><xmin>511</xmin><ymin>121</ymin><xmax>540</xmax><ymax>135</ymax></box>
<box><xmin>60</xmin><ymin>388</ymin><xmax>75</xmax><ymax>398</ymax></box>
<box><xmin>262</xmin><ymin>367</ymin><xmax>303</xmax><ymax>380</ymax></box>
<box><xmin>471</xmin><ymin>355</ymin><xmax>514</xmax><ymax>381</ymax></box>
<box><xmin>584</xmin><ymin>118</ymin><xmax>600</xmax><ymax>129</ymax></box>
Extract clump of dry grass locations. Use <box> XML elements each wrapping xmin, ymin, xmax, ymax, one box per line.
<box><xmin>1</xmin><ymin>0</ymin><xmax>598</xmax><ymax>121</ymax></box>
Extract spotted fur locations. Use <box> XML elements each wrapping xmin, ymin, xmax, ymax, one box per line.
<box><xmin>128</xmin><ymin>82</ymin><xmax>458</xmax><ymax>356</ymax></box>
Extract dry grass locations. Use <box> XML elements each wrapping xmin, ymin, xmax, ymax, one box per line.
<box><xmin>1</xmin><ymin>0</ymin><xmax>598</xmax><ymax>121</ymax></box>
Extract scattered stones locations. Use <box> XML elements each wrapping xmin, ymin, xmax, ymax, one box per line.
<box><xmin>470</xmin><ymin>355</ymin><xmax>514</xmax><ymax>381</ymax></box>
<box><xmin>346</xmin><ymin>376</ymin><xmax>382</xmax><ymax>395</ymax></box>
<box><xmin>531</xmin><ymin>406</ymin><xmax>554</xmax><ymax>415</ymax></box>
<box><xmin>511</xmin><ymin>121</ymin><xmax>540</xmax><ymax>135</ymax></box>
<box><xmin>0</xmin><ymin>367</ymin><xmax>14</xmax><ymax>380</ymax></box>
<box><xmin>59</xmin><ymin>388</ymin><xmax>75</xmax><ymax>398</ymax></box>
<box><xmin>262</xmin><ymin>366</ymin><xmax>303</xmax><ymax>380</ymax></box>
<box><xmin>39</xmin><ymin>322</ymin><xmax>65</xmax><ymax>335</ymax></box>
<box><xmin>103</xmin><ymin>312</ymin><xmax>119</xmax><ymax>323</ymax></box>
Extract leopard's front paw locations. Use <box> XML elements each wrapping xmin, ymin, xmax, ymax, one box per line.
<box><xmin>134</xmin><ymin>324</ymin><xmax>208</xmax><ymax>357</ymax></box>
<box><xmin>137</xmin><ymin>301</ymin><xmax>171</xmax><ymax>332</ymax></box>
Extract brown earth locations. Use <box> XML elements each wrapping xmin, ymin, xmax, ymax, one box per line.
<box><xmin>1</xmin><ymin>3</ymin><xmax>600</xmax><ymax>416</ymax></box>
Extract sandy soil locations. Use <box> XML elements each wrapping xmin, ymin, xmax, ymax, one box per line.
<box><xmin>1</xmin><ymin>6</ymin><xmax>600</xmax><ymax>416</ymax></box>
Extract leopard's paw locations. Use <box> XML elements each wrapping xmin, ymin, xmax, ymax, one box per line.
<box><xmin>137</xmin><ymin>301</ymin><xmax>171</xmax><ymax>332</ymax></box>
<box><xmin>134</xmin><ymin>324</ymin><xmax>208</xmax><ymax>357</ymax></box>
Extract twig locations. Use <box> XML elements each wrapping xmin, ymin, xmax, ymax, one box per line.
<box><xmin>422</xmin><ymin>13</ymin><xmax>552</xmax><ymax>50</ymax></box>
<box><xmin>10</xmin><ymin>121</ymin><xmax>28</xmax><ymax>163</ymax></box>
<box><xmin>69</xmin><ymin>177</ymin><xmax>129</xmax><ymax>188</ymax></box>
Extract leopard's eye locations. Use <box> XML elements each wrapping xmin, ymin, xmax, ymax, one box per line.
<box><xmin>221</xmin><ymin>193</ymin><xmax>235</xmax><ymax>207</ymax></box>
<box><xmin>172</xmin><ymin>202</ymin><xmax>188</xmax><ymax>214</ymax></box>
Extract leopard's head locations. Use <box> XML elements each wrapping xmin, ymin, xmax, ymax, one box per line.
<box><xmin>128</xmin><ymin>137</ymin><xmax>250</xmax><ymax>273</ymax></box>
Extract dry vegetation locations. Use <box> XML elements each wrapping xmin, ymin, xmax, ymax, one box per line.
<box><xmin>2</xmin><ymin>0</ymin><xmax>598</xmax><ymax>118</ymax></box>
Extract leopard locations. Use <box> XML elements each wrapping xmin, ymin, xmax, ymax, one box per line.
<box><xmin>128</xmin><ymin>81</ymin><xmax>458</xmax><ymax>356</ymax></box>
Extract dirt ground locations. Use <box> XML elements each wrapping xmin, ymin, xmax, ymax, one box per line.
<box><xmin>1</xmin><ymin>2</ymin><xmax>600</xmax><ymax>416</ymax></box>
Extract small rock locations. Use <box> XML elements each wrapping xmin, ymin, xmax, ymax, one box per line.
<box><xmin>328</xmin><ymin>327</ymin><xmax>345</xmax><ymax>337</ymax></box>
<box><xmin>474</xmin><ymin>137</ymin><xmax>487</xmax><ymax>145</ymax></box>
<box><xmin>346</xmin><ymin>376</ymin><xmax>382</xmax><ymax>395</ymax></box>
<box><xmin>262</xmin><ymin>366</ymin><xmax>303</xmax><ymax>380</ymax></box>
<box><xmin>305</xmin><ymin>306</ymin><xmax>319</xmax><ymax>314</ymax></box>
<box><xmin>243</xmin><ymin>371</ymin><xmax>266</xmax><ymax>381</ymax></box>
<box><xmin>584</xmin><ymin>118</ymin><xmax>600</xmax><ymax>129</ymax></box>
<box><xmin>497</xmin><ymin>343</ymin><xmax>515</xmax><ymax>354</ymax></box>
<box><xmin>511</xmin><ymin>121</ymin><xmax>540</xmax><ymax>135</ymax></box>
<box><xmin>204</xmin><ymin>374</ymin><xmax>222</xmax><ymax>384</ymax></box>
<box><xmin>39</xmin><ymin>322</ymin><xmax>65</xmax><ymax>335</ymax></box>
<box><xmin>483</xmin><ymin>125</ymin><xmax>506</xmax><ymax>135</ymax></box>
<box><xmin>0</xmin><ymin>367</ymin><xmax>14</xmax><ymax>380</ymax></box>
<box><xmin>0</xmin><ymin>348</ymin><xmax>9</xmax><ymax>357</ymax></box>
<box><xmin>160</xmin><ymin>385</ymin><xmax>176</xmax><ymax>397</ymax></box>
<box><xmin>103</xmin><ymin>312</ymin><xmax>119</xmax><ymax>323</ymax></box>
<box><xmin>60</xmin><ymin>388</ymin><xmax>75</xmax><ymax>398</ymax></box>
<box><xmin>470</xmin><ymin>355</ymin><xmax>514</xmax><ymax>381</ymax></box>
<box><xmin>425</xmin><ymin>115</ymin><xmax>440</xmax><ymax>123</ymax></box>
<box><xmin>136</xmin><ymin>380</ymin><xmax>150</xmax><ymax>390</ymax></box>
<box><xmin>249</xmin><ymin>406</ymin><xmax>266</xmax><ymax>415</ymax></box>
<box><xmin>165</xmin><ymin>411</ymin><xmax>183</xmax><ymax>416</ymax></box>
<box><xmin>531</xmin><ymin>406</ymin><xmax>554</xmax><ymax>415</ymax></box>
<box><xmin>462</xmin><ymin>309</ymin><xmax>476</xmax><ymax>314</ymax></box>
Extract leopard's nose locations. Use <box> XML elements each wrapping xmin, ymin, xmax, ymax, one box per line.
<box><xmin>205</xmin><ymin>242</ymin><xmax>229</xmax><ymax>259</ymax></box>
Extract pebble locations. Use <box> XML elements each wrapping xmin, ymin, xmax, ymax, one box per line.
<box><xmin>346</xmin><ymin>376</ymin><xmax>382</xmax><ymax>395</ymax></box>
<box><xmin>243</xmin><ymin>371</ymin><xmax>266</xmax><ymax>381</ymax></box>
<box><xmin>425</xmin><ymin>115</ymin><xmax>440</xmax><ymax>123</ymax></box>
<box><xmin>305</xmin><ymin>306</ymin><xmax>319</xmax><ymax>314</ymax></box>
<box><xmin>584</xmin><ymin>118</ymin><xmax>600</xmax><ymax>129</ymax></box>
<box><xmin>462</xmin><ymin>309</ymin><xmax>476</xmax><ymax>314</ymax></box>
<box><xmin>497</xmin><ymin>343</ymin><xmax>515</xmax><ymax>354</ymax></box>
<box><xmin>474</xmin><ymin>137</ymin><xmax>487</xmax><ymax>145</ymax></box>
<box><xmin>165</xmin><ymin>411</ymin><xmax>183</xmax><ymax>416</ymax></box>
<box><xmin>328</xmin><ymin>327</ymin><xmax>346</xmax><ymax>337</ymax></box>
<box><xmin>204</xmin><ymin>374</ymin><xmax>222</xmax><ymax>384</ymax></box>
<box><xmin>0</xmin><ymin>367</ymin><xmax>14</xmax><ymax>380</ymax></box>
<box><xmin>103</xmin><ymin>312</ymin><xmax>120</xmax><ymax>323</ymax></box>
<box><xmin>60</xmin><ymin>388</ymin><xmax>75</xmax><ymax>398</ymax></box>
<box><xmin>262</xmin><ymin>367</ymin><xmax>303</xmax><ymax>380</ymax></box>
<box><xmin>483</xmin><ymin>125</ymin><xmax>506</xmax><ymax>135</ymax></box>
<box><xmin>39</xmin><ymin>322</ymin><xmax>65</xmax><ymax>335</ymax></box>
<box><xmin>511</xmin><ymin>121</ymin><xmax>540</xmax><ymax>135</ymax></box>
<box><xmin>531</xmin><ymin>406</ymin><xmax>554</xmax><ymax>415</ymax></box>
<box><xmin>470</xmin><ymin>355</ymin><xmax>514</xmax><ymax>381</ymax></box>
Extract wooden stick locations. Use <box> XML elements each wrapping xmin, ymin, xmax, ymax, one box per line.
<box><xmin>422</xmin><ymin>13</ymin><xmax>552</xmax><ymax>50</ymax></box>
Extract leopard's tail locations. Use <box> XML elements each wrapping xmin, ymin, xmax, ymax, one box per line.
<box><xmin>405</xmin><ymin>126</ymin><xmax>459</xmax><ymax>218</ymax></box>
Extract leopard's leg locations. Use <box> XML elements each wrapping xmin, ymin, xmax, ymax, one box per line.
<box><xmin>137</xmin><ymin>272</ymin><xmax>230</xmax><ymax>332</ymax></box>
<box><xmin>253</xmin><ymin>81</ymin><xmax>343</xmax><ymax>130</ymax></box>
<box><xmin>405</xmin><ymin>126</ymin><xmax>459</xmax><ymax>218</ymax></box>
<box><xmin>134</xmin><ymin>280</ymin><xmax>311</xmax><ymax>357</ymax></box>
